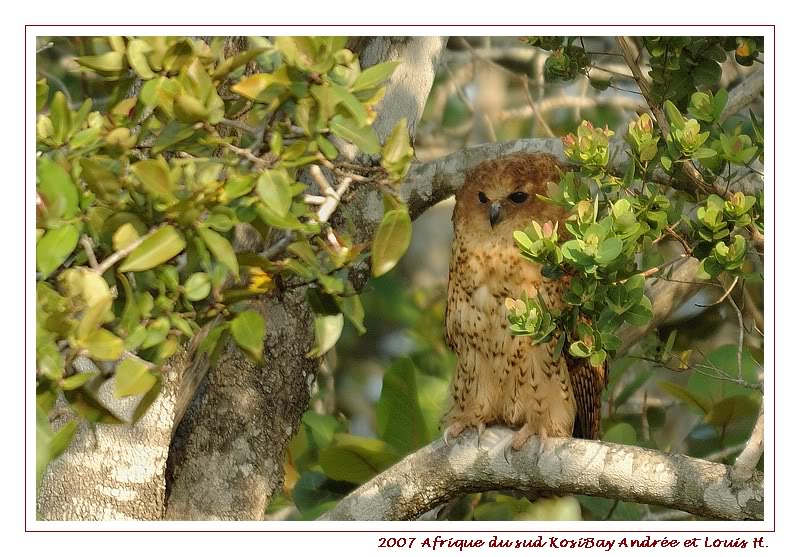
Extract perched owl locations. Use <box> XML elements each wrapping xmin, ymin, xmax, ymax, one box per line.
<box><xmin>443</xmin><ymin>152</ymin><xmax>607</xmax><ymax>452</ymax></box>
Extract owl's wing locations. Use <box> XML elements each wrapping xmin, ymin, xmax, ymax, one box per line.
<box><xmin>567</xmin><ymin>354</ymin><xmax>608</xmax><ymax>440</ymax></box>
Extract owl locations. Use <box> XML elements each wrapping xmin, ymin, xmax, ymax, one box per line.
<box><xmin>443</xmin><ymin>152</ymin><xmax>607</xmax><ymax>453</ymax></box>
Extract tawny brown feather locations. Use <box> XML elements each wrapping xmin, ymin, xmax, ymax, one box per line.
<box><xmin>444</xmin><ymin>152</ymin><xmax>606</xmax><ymax>448</ymax></box>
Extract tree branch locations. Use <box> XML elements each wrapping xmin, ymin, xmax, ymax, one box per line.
<box><xmin>319</xmin><ymin>427</ymin><xmax>763</xmax><ymax>521</ymax></box>
<box><xmin>732</xmin><ymin>400</ymin><xmax>765</xmax><ymax>483</ymax></box>
<box><xmin>720</xmin><ymin>67</ymin><xmax>765</xmax><ymax>123</ymax></box>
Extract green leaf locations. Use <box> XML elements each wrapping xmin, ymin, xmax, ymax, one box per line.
<box><xmin>658</xmin><ymin>381</ymin><xmax>711</xmax><ymax>415</ymax></box>
<box><xmin>38</xmin><ymin>158</ymin><xmax>79</xmax><ymax>220</ymax></box>
<box><xmin>352</xmin><ymin>61</ymin><xmax>399</xmax><ymax>92</ymax></box>
<box><xmin>119</xmin><ymin>226</ymin><xmax>186</xmax><ymax>272</ymax></box>
<box><xmin>371</xmin><ymin>208</ymin><xmax>412</xmax><ymax>277</ymax></box>
<box><xmin>705</xmin><ymin>395</ymin><xmax>760</xmax><ymax>428</ymax></box>
<box><xmin>302</xmin><ymin>411</ymin><xmax>342</xmax><ymax>450</ymax></box>
<box><xmin>75</xmin><ymin>52</ymin><xmax>126</xmax><ymax>74</ymax></box>
<box><xmin>36</xmin><ymin>225</ymin><xmax>79</xmax><ymax>278</ymax></box>
<box><xmin>131</xmin><ymin>378</ymin><xmax>162</xmax><ymax>423</ymax></box>
<box><xmin>319</xmin><ymin>433</ymin><xmax>400</xmax><ymax>484</ymax></box>
<box><xmin>381</xmin><ymin>118</ymin><xmax>414</xmax><ymax>180</ymax></box>
<box><xmin>589</xmin><ymin>349</ymin><xmax>607</xmax><ymax>367</ymax></box>
<box><xmin>49</xmin><ymin>91</ymin><xmax>71</xmax><ymax>144</ymax></box>
<box><xmin>77</xmin><ymin>296</ymin><xmax>112</xmax><ymax>341</ymax></box>
<box><xmin>595</xmin><ymin>237</ymin><xmax>623</xmax><ymax>264</ymax></box>
<box><xmin>694</xmin><ymin>58</ymin><xmax>722</xmax><ymax>87</ymax></box>
<box><xmin>151</xmin><ymin>121</ymin><xmax>196</xmax><ymax>155</ymax></box>
<box><xmin>257</xmin><ymin>169</ymin><xmax>292</xmax><ymax>218</ymax></box>
<box><xmin>198</xmin><ymin>228</ymin><xmax>239</xmax><ymax>278</ymax></box>
<box><xmin>174</xmin><ymin>94</ymin><xmax>209</xmax><ymax>123</ymax></box>
<box><xmin>694</xmin><ymin>147</ymin><xmax>718</xmax><ymax>160</ymax></box>
<box><xmin>184</xmin><ymin>272</ymin><xmax>211</xmax><ymax>301</ymax></box>
<box><xmin>114</xmin><ymin>357</ymin><xmax>157</xmax><ymax>398</ymax></box>
<box><xmin>212</xmin><ymin>47</ymin><xmax>270</xmax><ymax>79</ymax></box>
<box><xmin>82</xmin><ymin>329</ymin><xmax>124</xmax><ymax>361</ymax></box>
<box><xmin>713</xmin><ymin>89</ymin><xmax>729</xmax><ymax>119</ymax></box>
<box><xmin>376</xmin><ymin>358</ymin><xmax>431</xmax><ymax>452</ymax></box>
<box><xmin>330</xmin><ymin>84</ymin><xmax>369</xmax><ymax>127</ymax></box>
<box><xmin>569</xmin><ymin>340</ymin><xmax>592</xmax><ymax>358</ymax></box>
<box><xmin>340</xmin><ymin>294</ymin><xmax>366</xmax><ymax>334</ymax></box>
<box><xmin>126</xmin><ymin>38</ymin><xmax>155</xmax><ymax>79</ymax></box>
<box><xmin>623</xmin><ymin>295</ymin><xmax>653</xmax><ymax>326</ymax></box>
<box><xmin>49</xmin><ymin>420</ymin><xmax>78</xmax><ymax>461</ymax></box>
<box><xmin>664</xmin><ymin>100</ymin><xmax>685</xmax><ymax>130</ymax></box>
<box><xmin>256</xmin><ymin>202</ymin><xmax>306</xmax><ymax>230</ymax></box>
<box><xmin>329</xmin><ymin>115</ymin><xmax>380</xmax><ymax>154</ymax></box>
<box><xmin>112</xmin><ymin>223</ymin><xmax>139</xmax><ymax>251</ymax></box>
<box><xmin>60</xmin><ymin>372</ymin><xmax>96</xmax><ymax>391</ymax></box>
<box><xmin>230</xmin><ymin>310</ymin><xmax>266</xmax><ymax>362</ymax></box>
<box><xmin>36</xmin><ymin>407</ymin><xmax>53</xmax><ymax>486</ymax></box>
<box><xmin>310</xmin><ymin>312</ymin><xmax>343</xmax><ymax>358</ymax></box>
<box><xmin>36</xmin><ymin>79</ymin><xmax>49</xmax><ymax>112</ymax></box>
<box><xmin>130</xmin><ymin>159</ymin><xmax>176</xmax><ymax>203</ymax></box>
<box><xmin>602</xmin><ymin>422</ymin><xmax>637</xmax><ymax>445</ymax></box>
<box><xmin>64</xmin><ymin>387</ymin><xmax>123</xmax><ymax>424</ymax></box>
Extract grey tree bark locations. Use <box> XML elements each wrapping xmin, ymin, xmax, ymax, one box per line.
<box><xmin>320</xmin><ymin>427</ymin><xmax>764</xmax><ymax>521</ymax></box>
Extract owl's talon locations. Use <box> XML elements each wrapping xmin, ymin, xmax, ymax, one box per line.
<box><xmin>476</xmin><ymin>422</ymin><xmax>486</xmax><ymax>449</ymax></box>
<box><xmin>536</xmin><ymin>428</ymin><xmax>550</xmax><ymax>458</ymax></box>
<box><xmin>503</xmin><ymin>438</ymin><xmax>514</xmax><ymax>464</ymax></box>
<box><xmin>443</xmin><ymin>421</ymin><xmax>466</xmax><ymax>448</ymax></box>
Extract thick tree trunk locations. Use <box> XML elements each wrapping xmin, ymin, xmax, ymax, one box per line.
<box><xmin>37</xmin><ymin>354</ymin><xmax>184</xmax><ymax>520</ymax></box>
<box><xmin>165</xmin><ymin>292</ymin><xmax>317</xmax><ymax>519</ymax></box>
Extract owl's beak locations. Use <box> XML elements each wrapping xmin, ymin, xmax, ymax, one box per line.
<box><xmin>489</xmin><ymin>201</ymin><xmax>503</xmax><ymax>228</ymax></box>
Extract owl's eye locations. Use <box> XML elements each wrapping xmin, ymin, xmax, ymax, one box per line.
<box><xmin>478</xmin><ymin>192</ymin><xmax>489</xmax><ymax>204</ymax></box>
<box><xmin>509</xmin><ymin>191</ymin><xmax>529</xmax><ymax>204</ymax></box>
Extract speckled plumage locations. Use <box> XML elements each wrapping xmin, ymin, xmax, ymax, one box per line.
<box><xmin>443</xmin><ymin>153</ymin><xmax>606</xmax><ymax>449</ymax></box>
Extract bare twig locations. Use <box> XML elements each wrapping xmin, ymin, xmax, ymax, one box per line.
<box><xmin>703</xmin><ymin>441</ymin><xmax>747</xmax><ymax>463</ymax></box>
<box><xmin>743</xmin><ymin>287</ymin><xmax>765</xmax><ymax>333</ymax></box>
<box><xmin>36</xmin><ymin>41</ymin><xmax>55</xmax><ymax>54</ymax></box>
<box><xmin>719</xmin><ymin>67</ymin><xmax>765</xmax><ymax>123</ymax></box>
<box><xmin>732</xmin><ymin>400</ymin><xmax>765</xmax><ymax>483</ymax></box>
<box><xmin>80</xmin><ymin>236</ymin><xmax>99</xmax><ymax>271</ymax></box>
<box><xmin>725</xmin><ymin>281</ymin><xmax>745</xmax><ymax>381</ymax></box>
<box><xmin>697</xmin><ymin>276</ymin><xmax>739</xmax><ymax>307</ymax></box>
<box><xmin>220</xmin><ymin>118</ymin><xmax>259</xmax><ymax>136</ymax></box>
<box><xmin>521</xmin><ymin>80</ymin><xmax>555</xmax><ymax>137</ymax></box>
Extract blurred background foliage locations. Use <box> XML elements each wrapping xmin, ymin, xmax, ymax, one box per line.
<box><xmin>37</xmin><ymin>35</ymin><xmax>764</xmax><ymax>522</ymax></box>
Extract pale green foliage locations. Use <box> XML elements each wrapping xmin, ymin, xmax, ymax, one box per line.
<box><xmin>507</xmin><ymin>81</ymin><xmax>763</xmax><ymax>366</ymax></box>
<box><xmin>35</xmin><ymin>36</ymin><xmax>414</xmax><ymax>478</ymax></box>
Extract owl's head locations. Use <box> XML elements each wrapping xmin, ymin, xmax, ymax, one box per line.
<box><xmin>454</xmin><ymin>152</ymin><xmax>569</xmax><ymax>236</ymax></box>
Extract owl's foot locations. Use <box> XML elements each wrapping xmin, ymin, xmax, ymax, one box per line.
<box><xmin>503</xmin><ymin>425</ymin><xmax>550</xmax><ymax>463</ymax></box>
<box><xmin>442</xmin><ymin>419</ymin><xmax>488</xmax><ymax>448</ymax></box>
